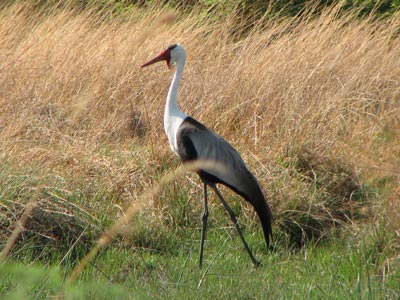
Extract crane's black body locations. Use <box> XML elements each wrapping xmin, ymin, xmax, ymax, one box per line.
<box><xmin>177</xmin><ymin>116</ymin><xmax>272</xmax><ymax>267</ymax></box>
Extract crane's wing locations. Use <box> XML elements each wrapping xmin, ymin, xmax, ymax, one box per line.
<box><xmin>177</xmin><ymin>116</ymin><xmax>273</xmax><ymax>246</ymax></box>
<box><xmin>177</xmin><ymin>117</ymin><xmax>253</xmax><ymax>195</ymax></box>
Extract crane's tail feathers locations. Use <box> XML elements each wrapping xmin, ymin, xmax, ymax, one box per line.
<box><xmin>247</xmin><ymin>190</ymin><xmax>273</xmax><ymax>248</ymax></box>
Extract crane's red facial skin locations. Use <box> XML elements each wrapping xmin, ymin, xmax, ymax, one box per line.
<box><xmin>141</xmin><ymin>49</ymin><xmax>171</xmax><ymax>69</ymax></box>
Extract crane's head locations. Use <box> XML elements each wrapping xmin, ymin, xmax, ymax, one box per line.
<box><xmin>141</xmin><ymin>44</ymin><xmax>186</xmax><ymax>69</ymax></box>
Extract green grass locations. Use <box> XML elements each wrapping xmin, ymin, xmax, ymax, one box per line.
<box><xmin>2</xmin><ymin>165</ymin><xmax>397</xmax><ymax>299</ymax></box>
<box><xmin>1</xmin><ymin>229</ymin><xmax>400</xmax><ymax>299</ymax></box>
<box><xmin>0</xmin><ymin>163</ymin><xmax>399</xmax><ymax>299</ymax></box>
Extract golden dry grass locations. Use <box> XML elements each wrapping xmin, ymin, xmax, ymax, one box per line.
<box><xmin>0</xmin><ymin>1</ymin><xmax>399</xmax><ymax>248</ymax></box>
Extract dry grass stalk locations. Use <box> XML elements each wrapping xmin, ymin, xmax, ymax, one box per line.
<box><xmin>0</xmin><ymin>200</ymin><xmax>37</xmax><ymax>262</ymax></box>
<box><xmin>67</xmin><ymin>160</ymin><xmax>224</xmax><ymax>282</ymax></box>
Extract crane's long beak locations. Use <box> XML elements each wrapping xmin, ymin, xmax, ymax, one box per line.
<box><xmin>141</xmin><ymin>50</ymin><xmax>171</xmax><ymax>68</ymax></box>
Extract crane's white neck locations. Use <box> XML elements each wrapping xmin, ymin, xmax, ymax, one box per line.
<box><xmin>164</xmin><ymin>52</ymin><xmax>188</xmax><ymax>154</ymax></box>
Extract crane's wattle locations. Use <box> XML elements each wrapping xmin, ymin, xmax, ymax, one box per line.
<box><xmin>141</xmin><ymin>49</ymin><xmax>171</xmax><ymax>68</ymax></box>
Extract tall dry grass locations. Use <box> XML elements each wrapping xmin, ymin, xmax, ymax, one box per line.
<box><xmin>0</xmin><ymin>1</ymin><xmax>399</xmax><ymax>250</ymax></box>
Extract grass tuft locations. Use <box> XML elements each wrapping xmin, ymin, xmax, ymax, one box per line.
<box><xmin>274</xmin><ymin>145</ymin><xmax>372</xmax><ymax>246</ymax></box>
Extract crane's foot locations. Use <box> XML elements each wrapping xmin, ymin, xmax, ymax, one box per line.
<box><xmin>252</xmin><ymin>258</ymin><xmax>261</xmax><ymax>268</ymax></box>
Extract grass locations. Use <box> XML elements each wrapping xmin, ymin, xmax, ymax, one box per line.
<box><xmin>0</xmin><ymin>1</ymin><xmax>400</xmax><ymax>299</ymax></box>
<box><xmin>1</xmin><ymin>232</ymin><xmax>399</xmax><ymax>299</ymax></box>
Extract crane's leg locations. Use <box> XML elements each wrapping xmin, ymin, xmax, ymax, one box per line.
<box><xmin>210</xmin><ymin>184</ymin><xmax>260</xmax><ymax>267</ymax></box>
<box><xmin>199</xmin><ymin>182</ymin><xmax>209</xmax><ymax>268</ymax></box>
